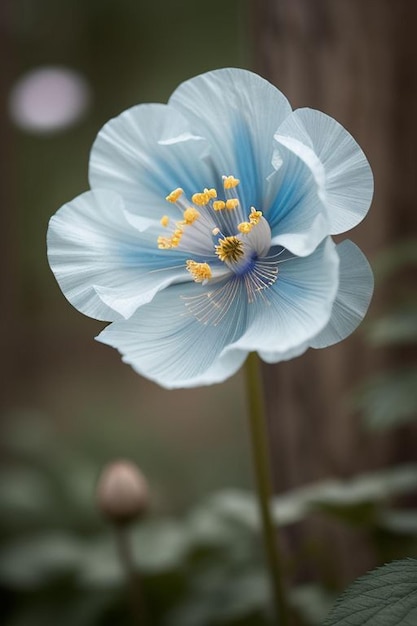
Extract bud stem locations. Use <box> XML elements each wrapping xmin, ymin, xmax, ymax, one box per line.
<box><xmin>114</xmin><ymin>524</ymin><xmax>148</xmax><ymax>626</ymax></box>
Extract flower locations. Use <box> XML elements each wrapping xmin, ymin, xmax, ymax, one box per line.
<box><xmin>47</xmin><ymin>68</ymin><xmax>374</xmax><ymax>389</ymax></box>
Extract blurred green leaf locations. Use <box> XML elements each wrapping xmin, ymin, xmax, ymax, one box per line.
<box><xmin>374</xmin><ymin>239</ymin><xmax>417</xmax><ymax>278</ymax></box>
<box><xmin>77</xmin><ymin>537</ymin><xmax>123</xmax><ymax>588</ymax></box>
<box><xmin>195</xmin><ymin>467</ymin><xmax>417</xmax><ymax>534</ymax></box>
<box><xmin>48</xmin><ymin>460</ymin><xmax>101</xmax><ymax>532</ymax></box>
<box><xmin>377</xmin><ymin>510</ymin><xmax>417</xmax><ymax>536</ymax></box>
<box><xmin>0</xmin><ymin>533</ymin><xmax>83</xmax><ymax>588</ymax></box>
<box><xmin>273</xmin><ymin>464</ymin><xmax>417</xmax><ymax>525</ymax></box>
<box><xmin>166</xmin><ymin>568</ymin><xmax>268</xmax><ymax>626</ymax></box>
<box><xmin>185</xmin><ymin>500</ymin><xmax>259</xmax><ymax>578</ymax></box>
<box><xmin>290</xmin><ymin>584</ymin><xmax>336</xmax><ymax>625</ymax></box>
<box><xmin>367</xmin><ymin>306</ymin><xmax>417</xmax><ymax>346</ymax></box>
<box><xmin>204</xmin><ymin>490</ymin><xmax>259</xmax><ymax>531</ymax></box>
<box><xmin>352</xmin><ymin>368</ymin><xmax>417</xmax><ymax>430</ymax></box>
<box><xmin>323</xmin><ymin>559</ymin><xmax>417</xmax><ymax>625</ymax></box>
<box><xmin>307</xmin><ymin>465</ymin><xmax>417</xmax><ymax>503</ymax></box>
<box><xmin>315</xmin><ymin>502</ymin><xmax>378</xmax><ymax>526</ymax></box>
<box><xmin>133</xmin><ymin>519</ymin><xmax>189</xmax><ymax>573</ymax></box>
<box><xmin>0</xmin><ymin>468</ymin><xmax>54</xmax><ymax>530</ymax></box>
<box><xmin>187</xmin><ymin>500</ymin><xmax>245</xmax><ymax>549</ymax></box>
<box><xmin>2</xmin><ymin>459</ymin><xmax>417</xmax><ymax>625</ymax></box>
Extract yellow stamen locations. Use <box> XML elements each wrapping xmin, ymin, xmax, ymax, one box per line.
<box><xmin>225</xmin><ymin>198</ymin><xmax>239</xmax><ymax>210</ymax></box>
<box><xmin>249</xmin><ymin>208</ymin><xmax>262</xmax><ymax>224</ymax></box>
<box><xmin>166</xmin><ymin>188</ymin><xmax>183</xmax><ymax>203</ymax></box>
<box><xmin>238</xmin><ymin>221</ymin><xmax>252</xmax><ymax>234</ymax></box>
<box><xmin>186</xmin><ymin>260</ymin><xmax>212</xmax><ymax>283</ymax></box>
<box><xmin>183</xmin><ymin>207</ymin><xmax>200</xmax><ymax>224</ymax></box>
<box><xmin>213</xmin><ymin>200</ymin><xmax>226</xmax><ymax>211</ymax></box>
<box><xmin>171</xmin><ymin>228</ymin><xmax>183</xmax><ymax>247</ymax></box>
<box><xmin>160</xmin><ymin>215</ymin><xmax>170</xmax><ymax>227</ymax></box>
<box><xmin>192</xmin><ymin>192</ymin><xmax>209</xmax><ymax>206</ymax></box>
<box><xmin>157</xmin><ymin>236</ymin><xmax>172</xmax><ymax>249</ymax></box>
<box><xmin>223</xmin><ymin>175</ymin><xmax>240</xmax><ymax>189</ymax></box>
<box><xmin>237</xmin><ymin>208</ymin><xmax>263</xmax><ymax>234</ymax></box>
<box><xmin>204</xmin><ymin>188</ymin><xmax>217</xmax><ymax>199</ymax></box>
<box><xmin>215</xmin><ymin>236</ymin><xmax>244</xmax><ymax>263</ymax></box>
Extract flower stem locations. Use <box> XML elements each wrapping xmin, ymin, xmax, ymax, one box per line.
<box><xmin>245</xmin><ymin>352</ymin><xmax>289</xmax><ymax>625</ymax></box>
<box><xmin>114</xmin><ymin>524</ymin><xmax>148</xmax><ymax>626</ymax></box>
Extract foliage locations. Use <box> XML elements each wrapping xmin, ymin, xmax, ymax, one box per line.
<box><xmin>353</xmin><ymin>368</ymin><xmax>417</xmax><ymax>430</ymax></box>
<box><xmin>324</xmin><ymin>559</ymin><xmax>417</xmax><ymax>625</ymax></box>
<box><xmin>2</xmin><ymin>415</ymin><xmax>417</xmax><ymax>625</ymax></box>
<box><xmin>351</xmin><ymin>238</ymin><xmax>417</xmax><ymax>430</ymax></box>
<box><xmin>323</xmin><ymin>238</ymin><xmax>417</xmax><ymax>623</ymax></box>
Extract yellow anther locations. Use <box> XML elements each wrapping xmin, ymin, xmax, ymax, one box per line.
<box><xmin>249</xmin><ymin>208</ymin><xmax>262</xmax><ymax>224</ymax></box>
<box><xmin>213</xmin><ymin>200</ymin><xmax>226</xmax><ymax>211</ymax></box>
<box><xmin>171</xmin><ymin>228</ymin><xmax>183</xmax><ymax>247</ymax></box>
<box><xmin>225</xmin><ymin>198</ymin><xmax>239</xmax><ymax>210</ymax></box>
<box><xmin>238</xmin><ymin>221</ymin><xmax>252</xmax><ymax>234</ymax></box>
<box><xmin>183</xmin><ymin>207</ymin><xmax>200</xmax><ymax>224</ymax></box>
<box><xmin>192</xmin><ymin>192</ymin><xmax>210</xmax><ymax>206</ymax></box>
<box><xmin>186</xmin><ymin>260</ymin><xmax>212</xmax><ymax>283</ymax></box>
<box><xmin>160</xmin><ymin>215</ymin><xmax>170</xmax><ymax>227</ymax></box>
<box><xmin>215</xmin><ymin>236</ymin><xmax>244</xmax><ymax>263</ymax></box>
<box><xmin>204</xmin><ymin>188</ymin><xmax>217</xmax><ymax>199</ymax></box>
<box><xmin>223</xmin><ymin>175</ymin><xmax>240</xmax><ymax>189</ymax></box>
<box><xmin>157</xmin><ymin>236</ymin><xmax>172</xmax><ymax>249</ymax></box>
<box><xmin>166</xmin><ymin>188</ymin><xmax>183</xmax><ymax>203</ymax></box>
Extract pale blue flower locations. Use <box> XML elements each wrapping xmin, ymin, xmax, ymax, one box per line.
<box><xmin>47</xmin><ymin>68</ymin><xmax>374</xmax><ymax>389</ymax></box>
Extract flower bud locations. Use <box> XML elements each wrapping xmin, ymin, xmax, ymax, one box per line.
<box><xmin>96</xmin><ymin>460</ymin><xmax>149</xmax><ymax>525</ymax></box>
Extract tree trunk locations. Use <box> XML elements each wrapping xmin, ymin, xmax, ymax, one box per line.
<box><xmin>252</xmin><ymin>0</ymin><xmax>417</xmax><ymax>584</ymax></box>
<box><xmin>0</xmin><ymin>0</ymin><xmax>20</xmax><ymax>411</ymax></box>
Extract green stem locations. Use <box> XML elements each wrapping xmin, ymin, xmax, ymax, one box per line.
<box><xmin>245</xmin><ymin>352</ymin><xmax>289</xmax><ymax>625</ymax></box>
<box><xmin>114</xmin><ymin>524</ymin><xmax>148</xmax><ymax>626</ymax></box>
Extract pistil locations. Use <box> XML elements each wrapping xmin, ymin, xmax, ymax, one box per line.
<box><xmin>215</xmin><ymin>236</ymin><xmax>244</xmax><ymax>263</ymax></box>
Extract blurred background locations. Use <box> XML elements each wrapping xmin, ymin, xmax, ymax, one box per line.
<box><xmin>1</xmin><ymin>1</ymin><xmax>416</xmax><ymax>625</ymax></box>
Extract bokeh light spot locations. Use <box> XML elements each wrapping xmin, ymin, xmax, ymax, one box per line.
<box><xmin>9</xmin><ymin>66</ymin><xmax>91</xmax><ymax>133</ymax></box>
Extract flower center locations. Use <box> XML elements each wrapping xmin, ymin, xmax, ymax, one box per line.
<box><xmin>157</xmin><ymin>175</ymin><xmax>278</xmax><ymax>297</ymax></box>
<box><xmin>214</xmin><ymin>235</ymin><xmax>244</xmax><ymax>263</ymax></box>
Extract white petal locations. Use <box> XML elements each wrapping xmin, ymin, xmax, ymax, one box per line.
<box><xmin>190</xmin><ymin>349</ymin><xmax>248</xmax><ymax>387</ymax></box>
<box><xmin>169</xmin><ymin>68</ymin><xmax>293</xmax><ymax>207</ymax></box>
<box><xmin>225</xmin><ymin>238</ymin><xmax>339</xmax><ymax>357</ymax></box>
<box><xmin>266</xmin><ymin>140</ymin><xmax>329</xmax><ymax>257</ymax></box>
<box><xmin>47</xmin><ymin>189</ymin><xmax>189</xmax><ymax>321</ymax></box>
<box><xmin>310</xmin><ymin>240</ymin><xmax>374</xmax><ymax>348</ymax></box>
<box><xmin>259</xmin><ymin>341</ymin><xmax>310</xmax><ymax>363</ymax></box>
<box><xmin>276</xmin><ymin>108</ymin><xmax>373</xmax><ymax>234</ymax></box>
<box><xmin>89</xmin><ymin>103</ymin><xmax>213</xmax><ymax>219</ymax></box>
<box><xmin>96</xmin><ymin>282</ymin><xmax>248</xmax><ymax>389</ymax></box>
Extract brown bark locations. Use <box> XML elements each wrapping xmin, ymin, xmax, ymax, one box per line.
<box><xmin>0</xmin><ymin>1</ymin><xmax>20</xmax><ymax>411</ymax></box>
<box><xmin>252</xmin><ymin>0</ymin><xmax>417</xmax><ymax>583</ymax></box>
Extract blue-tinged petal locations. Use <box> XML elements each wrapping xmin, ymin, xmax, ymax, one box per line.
<box><xmin>265</xmin><ymin>140</ymin><xmax>329</xmax><ymax>256</ymax></box>
<box><xmin>224</xmin><ymin>238</ymin><xmax>339</xmax><ymax>357</ymax></box>
<box><xmin>276</xmin><ymin>108</ymin><xmax>373</xmax><ymax>234</ymax></box>
<box><xmin>190</xmin><ymin>349</ymin><xmax>248</xmax><ymax>387</ymax></box>
<box><xmin>47</xmin><ymin>189</ymin><xmax>190</xmax><ymax>321</ymax></box>
<box><xmin>96</xmin><ymin>282</ymin><xmax>249</xmax><ymax>389</ymax></box>
<box><xmin>309</xmin><ymin>240</ymin><xmax>374</xmax><ymax>349</ymax></box>
<box><xmin>259</xmin><ymin>341</ymin><xmax>310</xmax><ymax>364</ymax></box>
<box><xmin>169</xmin><ymin>68</ymin><xmax>293</xmax><ymax>208</ymax></box>
<box><xmin>89</xmin><ymin>103</ymin><xmax>213</xmax><ymax>218</ymax></box>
